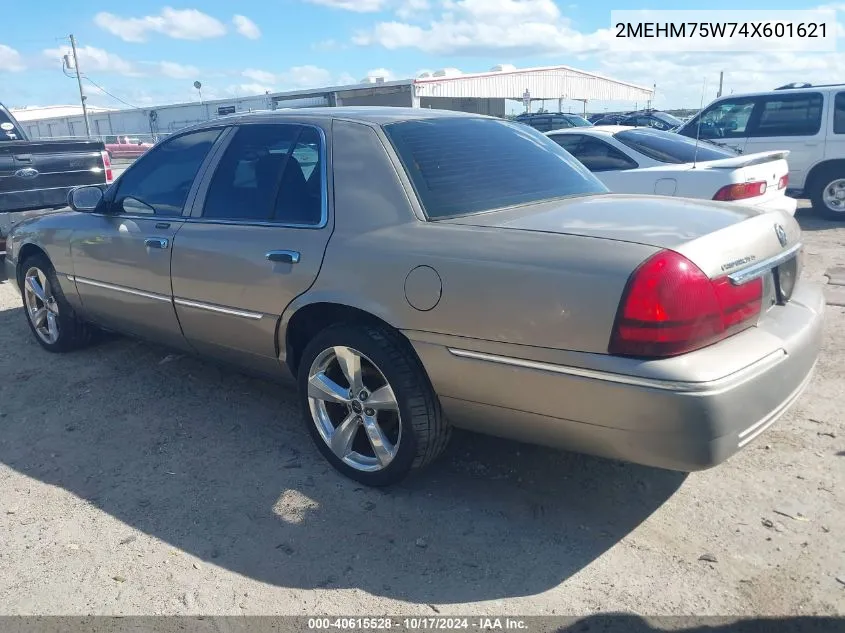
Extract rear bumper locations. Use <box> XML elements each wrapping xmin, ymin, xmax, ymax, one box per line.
<box><xmin>753</xmin><ymin>195</ymin><xmax>798</xmax><ymax>216</ymax></box>
<box><xmin>410</xmin><ymin>282</ymin><xmax>824</xmax><ymax>471</ymax></box>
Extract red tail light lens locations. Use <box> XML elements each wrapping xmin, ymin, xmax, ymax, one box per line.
<box><xmin>101</xmin><ymin>150</ymin><xmax>114</xmax><ymax>183</ymax></box>
<box><xmin>778</xmin><ymin>174</ymin><xmax>788</xmax><ymax>190</ymax></box>
<box><xmin>713</xmin><ymin>181</ymin><xmax>767</xmax><ymax>201</ymax></box>
<box><xmin>609</xmin><ymin>250</ymin><xmax>762</xmax><ymax>358</ymax></box>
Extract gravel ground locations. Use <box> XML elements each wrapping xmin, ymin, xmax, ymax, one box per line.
<box><xmin>0</xmin><ymin>204</ymin><xmax>842</xmax><ymax>617</ymax></box>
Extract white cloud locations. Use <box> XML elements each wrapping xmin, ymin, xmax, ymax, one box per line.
<box><xmin>157</xmin><ymin>61</ymin><xmax>200</xmax><ymax>79</ymax></box>
<box><xmin>0</xmin><ymin>44</ymin><xmax>25</xmax><ymax>72</ymax></box>
<box><xmin>43</xmin><ymin>45</ymin><xmax>139</xmax><ymax>76</ymax></box>
<box><xmin>349</xmin><ymin>0</ymin><xmax>845</xmax><ymax>108</ymax></box>
<box><xmin>354</xmin><ymin>0</ymin><xmax>609</xmax><ymax>55</ymax></box>
<box><xmin>395</xmin><ymin>0</ymin><xmax>430</xmax><ymax>20</ymax></box>
<box><xmin>306</xmin><ymin>0</ymin><xmax>387</xmax><ymax>11</ymax></box>
<box><xmin>365</xmin><ymin>67</ymin><xmax>394</xmax><ymax>80</ymax></box>
<box><xmin>233</xmin><ymin>15</ymin><xmax>261</xmax><ymax>39</ymax></box>
<box><xmin>238</xmin><ymin>65</ymin><xmax>338</xmax><ymax>92</ymax></box>
<box><xmin>243</xmin><ymin>68</ymin><xmax>277</xmax><ymax>84</ymax></box>
<box><xmin>94</xmin><ymin>8</ymin><xmax>227</xmax><ymax>42</ymax></box>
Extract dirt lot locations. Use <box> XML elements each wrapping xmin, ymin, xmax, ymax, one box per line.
<box><xmin>0</xmin><ymin>205</ymin><xmax>842</xmax><ymax>617</ymax></box>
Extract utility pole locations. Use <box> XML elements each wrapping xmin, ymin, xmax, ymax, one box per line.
<box><xmin>69</xmin><ymin>34</ymin><xmax>91</xmax><ymax>138</ymax></box>
<box><xmin>717</xmin><ymin>71</ymin><xmax>724</xmax><ymax>98</ymax></box>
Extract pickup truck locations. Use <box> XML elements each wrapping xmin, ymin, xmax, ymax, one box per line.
<box><xmin>1</xmin><ymin>103</ymin><xmax>112</xmax><ymax>255</ymax></box>
<box><xmin>104</xmin><ymin>134</ymin><xmax>153</xmax><ymax>159</ymax></box>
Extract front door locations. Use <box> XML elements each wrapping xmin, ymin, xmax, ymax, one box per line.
<box><xmin>170</xmin><ymin>123</ymin><xmax>331</xmax><ymax>376</ymax></box>
<box><xmin>70</xmin><ymin>127</ymin><xmax>225</xmax><ymax>349</ymax></box>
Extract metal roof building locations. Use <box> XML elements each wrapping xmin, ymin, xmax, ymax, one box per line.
<box><xmin>12</xmin><ymin>64</ymin><xmax>653</xmax><ymax>141</ymax></box>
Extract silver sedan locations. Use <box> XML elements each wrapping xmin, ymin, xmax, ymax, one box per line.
<box><xmin>3</xmin><ymin>107</ymin><xmax>823</xmax><ymax>486</ymax></box>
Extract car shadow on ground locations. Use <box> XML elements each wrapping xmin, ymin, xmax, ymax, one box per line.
<box><xmin>795</xmin><ymin>207</ymin><xmax>839</xmax><ymax>232</ymax></box>
<box><xmin>0</xmin><ymin>304</ymin><xmax>686</xmax><ymax>605</ymax></box>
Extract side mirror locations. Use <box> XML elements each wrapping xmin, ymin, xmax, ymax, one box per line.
<box><xmin>68</xmin><ymin>186</ymin><xmax>104</xmax><ymax>212</ymax></box>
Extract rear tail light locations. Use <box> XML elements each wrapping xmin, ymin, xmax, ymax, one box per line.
<box><xmin>778</xmin><ymin>174</ymin><xmax>788</xmax><ymax>190</ymax></box>
<box><xmin>713</xmin><ymin>181</ymin><xmax>767</xmax><ymax>201</ymax></box>
<box><xmin>609</xmin><ymin>250</ymin><xmax>763</xmax><ymax>358</ymax></box>
<box><xmin>101</xmin><ymin>150</ymin><xmax>114</xmax><ymax>183</ymax></box>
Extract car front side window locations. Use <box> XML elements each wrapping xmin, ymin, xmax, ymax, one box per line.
<box><xmin>686</xmin><ymin>99</ymin><xmax>757</xmax><ymax>140</ymax></box>
<box><xmin>113</xmin><ymin>128</ymin><xmax>222</xmax><ymax>216</ymax></box>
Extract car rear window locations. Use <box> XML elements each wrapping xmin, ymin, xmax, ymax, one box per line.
<box><xmin>383</xmin><ymin>117</ymin><xmax>606</xmax><ymax>219</ymax></box>
<box><xmin>614</xmin><ymin>128</ymin><xmax>738</xmax><ymax>164</ymax></box>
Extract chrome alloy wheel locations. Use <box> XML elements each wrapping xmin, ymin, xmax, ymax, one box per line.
<box><xmin>307</xmin><ymin>346</ymin><xmax>401</xmax><ymax>472</ymax></box>
<box><xmin>822</xmin><ymin>178</ymin><xmax>845</xmax><ymax>213</ymax></box>
<box><xmin>23</xmin><ymin>266</ymin><xmax>60</xmax><ymax>345</ymax></box>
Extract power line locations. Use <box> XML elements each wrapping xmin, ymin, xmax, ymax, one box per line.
<box><xmin>83</xmin><ymin>76</ymin><xmax>140</xmax><ymax>109</ymax></box>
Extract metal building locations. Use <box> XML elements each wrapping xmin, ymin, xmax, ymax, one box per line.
<box><xmin>12</xmin><ymin>64</ymin><xmax>653</xmax><ymax>140</ymax></box>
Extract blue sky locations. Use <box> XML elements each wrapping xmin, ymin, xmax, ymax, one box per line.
<box><xmin>1</xmin><ymin>0</ymin><xmax>843</xmax><ymax>112</ymax></box>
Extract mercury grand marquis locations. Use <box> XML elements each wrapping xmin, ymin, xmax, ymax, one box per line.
<box><xmin>3</xmin><ymin>107</ymin><xmax>823</xmax><ymax>486</ymax></box>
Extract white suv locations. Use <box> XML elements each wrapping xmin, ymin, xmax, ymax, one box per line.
<box><xmin>677</xmin><ymin>84</ymin><xmax>845</xmax><ymax>220</ymax></box>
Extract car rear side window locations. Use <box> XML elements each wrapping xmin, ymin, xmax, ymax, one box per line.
<box><xmin>202</xmin><ymin>124</ymin><xmax>324</xmax><ymax>226</ymax></box>
<box><xmin>384</xmin><ymin>117</ymin><xmax>606</xmax><ymax>219</ymax></box>
<box><xmin>615</xmin><ymin>128</ymin><xmax>738</xmax><ymax>164</ymax></box>
<box><xmin>114</xmin><ymin>128</ymin><xmax>221</xmax><ymax>216</ymax></box>
<box><xmin>550</xmin><ymin>134</ymin><xmax>638</xmax><ymax>171</ymax></box>
<box><xmin>834</xmin><ymin>92</ymin><xmax>845</xmax><ymax>135</ymax></box>
<box><xmin>750</xmin><ymin>92</ymin><xmax>823</xmax><ymax>137</ymax></box>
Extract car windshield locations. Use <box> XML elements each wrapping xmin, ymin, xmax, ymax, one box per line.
<box><xmin>384</xmin><ymin>117</ymin><xmax>607</xmax><ymax>219</ymax></box>
<box><xmin>566</xmin><ymin>115</ymin><xmax>592</xmax><ymax>127</ymax></box>
<box><xmin>614</xmin><ymin>128</ymin><xmax>739</xmax><ymax>164</ymax></box>
<box><xmin>652</xmin><ymin>111</ymin><xmax>684</xmax><ymax>127</ymax></box>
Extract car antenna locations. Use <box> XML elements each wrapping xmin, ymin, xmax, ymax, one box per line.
<box><xmin>692</xmin><ymin>77</ymin><xmax>707</xmax><ymax>169</ymax></box>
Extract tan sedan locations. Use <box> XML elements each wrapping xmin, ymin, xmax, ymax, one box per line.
<box><xmin>3</xmin><ymin>108</ymin><xmax>823</xmax><ymax>486</ymax></box>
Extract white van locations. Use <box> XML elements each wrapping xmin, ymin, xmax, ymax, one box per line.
<box><xmin>677</xmin><ymin>84</ymin><xmax>845</xmax><ymax>220</ymax></box>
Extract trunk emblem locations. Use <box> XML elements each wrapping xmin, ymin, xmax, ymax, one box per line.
<box><xmin>774</xmin><ymin>223</ymin><xmax>788</xmax><ymax>247</ymax></box>
<box><xmin>14</xmin><ymin>167</ymin><xmax>39</xmax><ymax>179</ymax></box>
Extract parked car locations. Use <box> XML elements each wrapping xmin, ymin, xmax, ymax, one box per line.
<box><xmin>514</xmin><ymin>112</ymin><xmax>592</xmax><ymax>132</ymax></box>
<box><xmin>0</xmin><ymin>102</ymin><xmax>111</xmax><ymax>255</ymax></box>
<box><xmin>103</xmin><ymin>135</ymin><xmax>154</xmax><ymax>159</ymax></box>
<box><xmin>547</xmin><ymin>126</ymin><xmax>797</xmax><ymax>216</ymax></box>
<box><xmin>610</xmin><ymin>110</ymin><xmax>684</xmax><ymax>131</ymax></box>
<box><xmin>4</xmin><ymin>108</ymin><xmax>822</xmax><ymax>486</ymax></box>
<box><xmin>591</xmin><ymin>113</ymin><xmax>631</xmax><ymax>126</ymax></box>
<box><xmin>676</xmin><ymin>84</ymin><xmax>845</xmax><ymax>219</ymax></box>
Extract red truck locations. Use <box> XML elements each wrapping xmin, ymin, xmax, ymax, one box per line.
<box><xmin>103</xmin><ymin>135</ymin><xmax>153</xmax><ymax>159</ymax></box>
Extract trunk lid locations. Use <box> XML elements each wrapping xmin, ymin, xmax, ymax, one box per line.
<box><xmin>443</xmin><ymin>193</ymin><xmax>801</xmax><ymax>280</ymax></box>
<box><xmin>699</xmin><ymin>151</ymin><xmax>791</xmax><ymax>204</ymax></box>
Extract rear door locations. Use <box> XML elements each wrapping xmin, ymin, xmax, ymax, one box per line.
<box><xmin>743</xmin><ymin>91</ymin><xmax>825</xmax><ymax>190</ymax></box>
<box><xmin>170</xmin><ymin>122</ymin><xmax>332</xmax><ymax>376</ymax></box>
<box><xmin>825</xmin><ymin>91</ymin><xmax>845</xmax><ymax>165</ymax></box>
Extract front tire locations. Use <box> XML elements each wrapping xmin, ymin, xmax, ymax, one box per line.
<box><xmin>297</xmin><ymin>324</ymin><xmax>451</xmax><ymax>486</ymax></box>
<box><xmin>20</xmin><ymin>253</ymin><xmax>94</xmax><ymax>353</ymax></box>
<box><xmin>810</xmin><ymin>165</ymin><xmax>845</xmax><ymax>221</ymax></box>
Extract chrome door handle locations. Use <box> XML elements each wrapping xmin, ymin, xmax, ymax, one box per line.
<box><xmin>144</xmin><ymin>238</ymin><xmax>169</xmax><ymax>249</ymax></box>
<box><xmin>266</xmin><ymin>250</ymin><xmax>300</xmax><ymax>264</ymax></box>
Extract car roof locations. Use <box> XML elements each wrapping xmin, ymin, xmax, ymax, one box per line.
<box><xmin>711</xmin><ymin>85</ymin><xmax>843</xmax><ymax>100</ymax></box>
<box><xmin>547</xmin><ymin>125</ymin><xmax>634</xmax><ymax>135</ymax></box>
<box><xmin>180</xmin><ymin>107</ymin><xmax>484</xmax><ymax>133</ymax></box>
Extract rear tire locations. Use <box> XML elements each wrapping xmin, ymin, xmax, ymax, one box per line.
<box><xmin>809</xmin><ymin>165</ymin><xmax>845</xmax><ymax>221</ymax></box>
<box><xmin>297</xmin><ymin>323</ymin><xmax>451</xmax><ymax>487</ymax></box>
<box><xmin>19</xmin><ymin>253</ymin><xmax>94</xmax><ymax>353</ymax></box>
